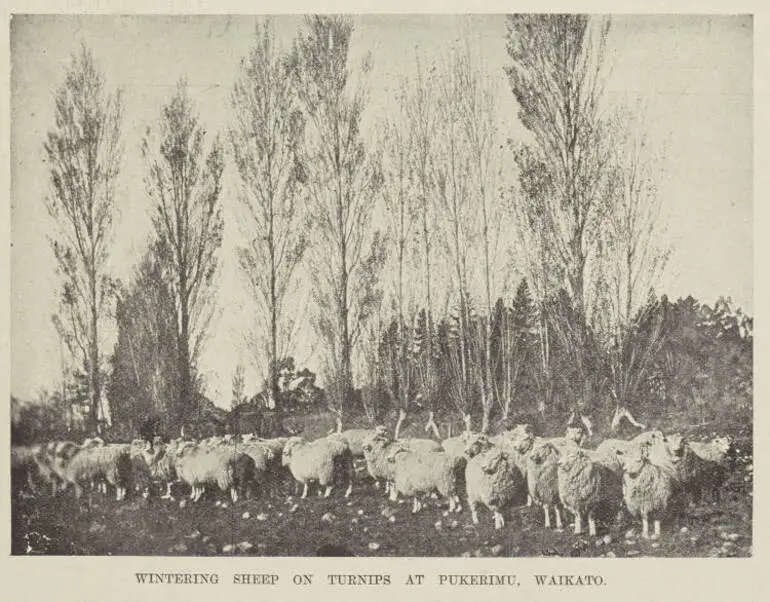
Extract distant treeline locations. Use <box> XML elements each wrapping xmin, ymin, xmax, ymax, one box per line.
<box><xmin>11</xmin><ymin>289</ymin><xmax>751</xmax><ymax>445</ymax></box>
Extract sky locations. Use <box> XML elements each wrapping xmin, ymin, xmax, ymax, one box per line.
<box><xmin>10</xmin><ymin>14</ymin><xmax>753</xmax><ymax>406</ymax></box>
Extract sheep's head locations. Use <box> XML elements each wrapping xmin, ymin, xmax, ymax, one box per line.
<box><xmin>557</xmin><ymin>448</ymin><xmax>586</xmax><ymax>473</ymax></box>
<box><xmin>565</xmin><ymin>426</ymin><xmax>586</xmax><ymax>446</ymax></box>
<box><xmin>463</xmin><ymin>433</ymin><xmax>491</xmax><ymax>459</ymax></box>
<box><xmin>665</xmin><ymin>433</ymin><xmax>688</xmax><ymax>460</ymax></box>
<box><xmin>242</xmin><ymin>433</ymin><xmax>255</xmax><ymax>443</ymax></box>
<box><xmin>529</xmin><ymin>441</ymin><xmax>557</xmax><ymax>465</ymax></box>
<box><xmin>481</xmin><ymin>449</ymin><xmax>508</xmax><ymax>474</ymax></box>
<box><xmin>616</xmin><ymin>442</ymin><xmax>650</xmax><ymax>478</ymax></box>
<box><xmin>282</xmin><ymin>437</ymin><xmax>304</xmax><ymax>464</ymax></box>
<box><xmin>712</xmin><ymin>435</ymin><xmax>734</xmax><ymax>457</ymax></box>
<box><xmin>386</xmin><ymin>445</ymin><xmax>410</xmax><ymax>464</ymax></box>
<box><xmin>509</xmin><ymin>424</ymin><xmax>535</xmax><ymax>454</ymax></box>
<box><xmin>261</xmin><ymin>446</ymin><xmax>276</xmax><ymax>462</ymax></box>
<box><xmin>633</xmin><ymin>429</ymin><xmax>665</xmax><ymax>446</ymax></box>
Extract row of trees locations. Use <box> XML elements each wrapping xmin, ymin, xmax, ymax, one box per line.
<box><xmin>41</xmin><ymin>15</ymin><xmax>751</xmax><ymax>439</ymax></box>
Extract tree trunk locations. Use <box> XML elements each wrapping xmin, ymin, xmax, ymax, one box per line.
<box><xmin>89</xmin><ymin>286</ymin><xmax>100</xmax><ymax>434</ymax></box>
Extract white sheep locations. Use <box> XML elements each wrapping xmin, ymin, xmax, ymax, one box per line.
<box><xmin>594</xmin><ymin>430</ymin><xmax>667</xmax><ymax>472</ymax></box>
<box><xmin>464</xmin><ymin>434</ymin><xmax>525</xmax><ymax>529</ymax></box>
<box><xmin>556</xmin><ymin>447</ymin><xmax>623</xmax><ymax>537</ymax></box>
<box><xmin>499</xmin><ymin>424</ymin><xmax>584</xmax><ymax>507</ymax></box>
<box><xmin>362</xmin><ymin>433</ymin><xmax>398</xmax><ymax>495</ymax></box>
<box><xmin>615</xmin><ymin>439</ymin><xmax>677</xmax><ymax>540</ymax></box>
<box><xmin>386</xmin><ymin>447</ymin><xmax>464</xmax><ymax>514</ymax></box>
<box><xmin>526</xmin><ymin>439</ymin><xmax>568</xmax><ymax>530</ymax></box>
<box><xmin>62</xmin><ymin>443</ymin><xmax>134</xmax><ymax>500</ymax></box>
<box><xmin>336</xmin><ymin>428</ymin><xmax>386</xmax><ymax>458</ymax></box>
<box><xmin>175</xmin><ymin>444</ymin><xmax>256</xmax><ymax>503</ymax></box>
<box><xmin>363</xmin><ymin>431</ymin><xmax>443</xmax><ymax>496</ymax></box>
<box><xmin>441</xmin><ymin>430</ymin><xmax>475</xmax><ymax>459</ymax></box>
<box><xmin>281</xmin><ymin>435</ymin><xmax>354</xmax><ymax>499</ymax></box>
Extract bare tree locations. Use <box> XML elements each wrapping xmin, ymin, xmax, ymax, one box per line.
<box><xmin>594</xmin><ymin>105</ymin><xmax>670</xmax><ymax>427</ymax></box>
<box><xmin>141</xmin><ymin>79</ymin><xmax>224</xmax><ymax>429</ymax></box>
<box><xmin>505</xmin><ymin>15</ymin><xmax>612</xmax><ymax>413</ymax></box>
<box><xmin>434</xmin><ymin>46</ymin><xmax>477</xmax><ymax>427</ymax></box>
<box><xmin>455</xmin><ymin>38</ymin><xmax>504</xmax><ymax>434</ymax></box>
<box><xmin>44</xmin><ymin>43</ymin><xmax>123</xmax><ymax>434</ymax></box>
<box><xmin>380</xmin><ymin>83</ymin><xmax>418</xmax><ymax>422</ymax></box>
<box><xmin>404</xmin><ymin>51</ymin><xmax>442</xmax><ymax>434</ymax></box>
<box><xmin>229</xmin><ymin>19</ymin><xmax>309</xmax><ymax>409</ymax></box>
<box><xmin>289</xmin><ymin>16</ymin><xmax>385</xmax><ymax>421</ymax></box>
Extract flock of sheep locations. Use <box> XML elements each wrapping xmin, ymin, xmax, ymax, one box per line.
<box><xmin>11</xmin><ymin>422</ymin><xmax>735</xmax><ymax>542</ymax></box>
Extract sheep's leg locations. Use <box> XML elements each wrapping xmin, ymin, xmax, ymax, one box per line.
<box><xmin>389</xmin><ymin>487</ymin><xmax>398</xmax><ymax>503</ymax></box>
<box><xmin>344</xmin><ymin>482</ymin><xmax>353</xmax><ymax>498</ymax></box>
<box><xmin>189</xmin><ymin>486</ymin><xmax>197</xmax><ymax>500</ymax></box>
<box><xmin>162</xmin><ymin>482</ymin><xmax>173</xmax><ymax>500</ymax></box>
<box><xmin>574</xmin><ymin>512</ymin><xmax>583</xmax><ymax>535</ymax></box>
<box><xmin>323</xmin><ymin>485</ymin><xmax>333</xmax><ymax>498</ymax></box>
<box><xmin>526</xmin><ymin>494</ymin><xmax>533</xmax><ymax>507</ymax></box>
<box><xmin>555</xmin><ymin>506</ymin><xmax>564</xmax><ymax>532</ymax></box>
<box><xmin>230</xmin><ymin>487</ymin><xmax>239</xmax><ymax>504</ymax></box>
<box><xmin>470</xmin><ymin>501</ymin><xmax>480</xmax><ymax>525</ymax></box>
<box><xmin>588</xmin><ymin>512</ymin><xmax>597</xmax><ymax>537</ymax></box>
<box><xmin>544</xmin><ymin>505</ymin><xmax>551</xmax><ymax>529</ymax></box>
<box><xmin>641</xmin><ymin>514</ymin><xmax>650</xmax><ymax>540</ymax></box>
<box><xmin>448</xmin><ymin>495</ymin><xmax>457</xmax><ymax>513</ymax></box>
<box><xmin>652</xmin><ymin>519</ymin><xmax>661</xmax><ymax>540</ymax></box>
<box><xmin>494</xmin><ymin>510</ymin><xmax>505</xmax><ymax>530</ymax></box>
<box><xmin>301</xmin><ymin>483</ymin><xmax>308</xmax><ymax>499</ymax></box>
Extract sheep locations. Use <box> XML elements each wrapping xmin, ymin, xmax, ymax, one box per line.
<box><xmin>147</xmin><ymin>440</ymin><xmax>183</xmax><ymax>499</ymax></box>
<box><xmin>500</xmin><ymin>423</ymin><xmax>584</xmax><ymax>507</ymax></box>
<box><xmin>362</xmin><ymin>433</ymin><xmax>398</xmax><ymax>495</ymax></box>
<box><xmin>615</xmin><ymin>440</ymin><xmax>677</xmax><ymax>540</ymax></box>
<box><xmin>386</xmin><ymin>446</ymin><xmax>464</xmax><ymax>514</ymax></box>
<box><xmin>43</xmin><ymin>441</ymin><xmax>80</xmax><ymax>495</ymax></box>
<box><xmin>665</xmin><ymin>433</ymin><xmax>731</xmax><ymax>505</ymax></box>
<box><xmin>336</xmin><ymin>428</ymin><xmax>386</xmax><ymax>458</ymax></box>
<box><xmin>362</xmin><ymin>431</ymin><xmax>442</xmax><ymax>496</ymax></box>
<box><xmin>128</xmin><ymin>440</ymin><xmax>155</xmax><ymax>498</ymax></box>
<box><xmin>11</xmin><ymin>445</ymin><xmax>45</xmax><ymax>493</ymax></box>
<box><xmin>234</xmin><ymin>440</ymin><xmax>275</xmax><ymax>497</ymax></box>
<box><xmin>441</xmin><ymin>431</ymin><xmax>475</xmax><ymax>459</ymax></box>
<box><xmin>594</xmin><ymin>430</ymin><xmax>667</xmax><ymax>473</ymax></box>
<box><xmin>556</xmin><ymin>447</ymin><xmax>623</xmax><ymax>537</ymax></box>
<box><xmin>175</xmin><ymin>444</ymin><xmax>256</xmax><ymax>503</ymax></box>
<box><xmin>62</xmin><ymin>443</ymin><xmax>134</xmax><ymax>501</ymax></box>
<box><xmin>282</xmin><ymin>435</ymin><xmax>355</xmax><ymax>499</ymax></box>
<box><xmin>526</xmin><ymin>440</ymin><xmax>567</xmax><ymax>530</ymax></box>
<box><xmin>464</xmin><ymin>435</ymin><xmax>525</xmax><ymax>529</ymax></box>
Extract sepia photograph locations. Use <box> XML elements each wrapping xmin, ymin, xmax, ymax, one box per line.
<box><xmin>9</xmin><ymin>13</ymin><xmax>753</xmax><ymax>559</ymax></box>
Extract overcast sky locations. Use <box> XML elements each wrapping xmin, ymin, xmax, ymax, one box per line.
<box><xmin>10</xmin><ymin>14</ymin><xmax>752</xmax><ymax>405</ymax></box>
